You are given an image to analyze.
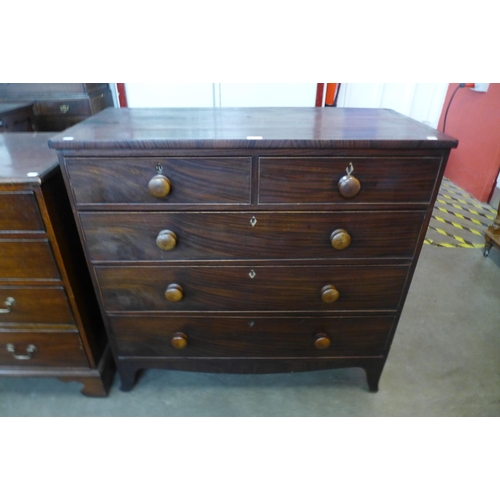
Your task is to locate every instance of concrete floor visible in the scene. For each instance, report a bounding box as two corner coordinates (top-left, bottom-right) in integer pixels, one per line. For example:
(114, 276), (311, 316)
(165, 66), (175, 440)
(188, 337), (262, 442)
(1, 242), (499, 417)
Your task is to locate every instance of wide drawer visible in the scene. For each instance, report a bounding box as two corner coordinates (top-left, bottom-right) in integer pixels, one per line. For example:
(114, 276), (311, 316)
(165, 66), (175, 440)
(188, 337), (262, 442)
(0, 287), (75, 326)
(95, 264), (410, 312)
(0, 240), (59, 280)
(0, 192), (44, 232)
(81, 210), (425, 262)
(36, 99), (91, 116)
(65, 157), (252, 206)
(36, 115), (84, 132)
(0, 331), (88, 367)
(258, 157), (442, 205)
(110, 315), (394, 358)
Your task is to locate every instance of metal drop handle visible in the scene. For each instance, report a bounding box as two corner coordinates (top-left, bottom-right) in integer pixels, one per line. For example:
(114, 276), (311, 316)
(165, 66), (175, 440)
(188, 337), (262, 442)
(6, 343), (37, 360)
(0, 297), (15, 314)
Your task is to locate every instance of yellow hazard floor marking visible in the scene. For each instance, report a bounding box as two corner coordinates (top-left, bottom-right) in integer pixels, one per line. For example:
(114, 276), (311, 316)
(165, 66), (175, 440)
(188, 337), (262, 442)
(432, 216), (483, 236)
(434, 206), (488, 226)
(424, 238), (484, 249)
(428, 225), (479, 245)
(424, 179), (495, 249)
(437, 195), (496, 217)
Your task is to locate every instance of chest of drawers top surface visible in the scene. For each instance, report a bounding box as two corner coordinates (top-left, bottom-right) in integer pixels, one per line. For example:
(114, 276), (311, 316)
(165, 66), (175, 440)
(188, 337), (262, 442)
(0, 133), (58, 182)
(48, 107), (457, 151)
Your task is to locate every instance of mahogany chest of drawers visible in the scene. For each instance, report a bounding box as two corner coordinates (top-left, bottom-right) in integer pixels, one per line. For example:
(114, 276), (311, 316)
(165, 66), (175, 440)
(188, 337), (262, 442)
(49, 107), (458, 391)
(0, 134), (113, 396)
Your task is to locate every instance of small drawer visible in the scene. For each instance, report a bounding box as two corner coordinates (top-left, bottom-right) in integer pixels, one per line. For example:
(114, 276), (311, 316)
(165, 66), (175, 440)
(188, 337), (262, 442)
(258, 156), (442, 205)
(0, 331), (88, 367)
(0, 240), (59, 280)
(95, 264), (410, 313)
(36, 99), (91, 116)
(65, 157), (251, 206)
(0, 192), (44, 232)
(81, 210), (425, 262)
(110, 315), (394, 358)
(0, 287), (75, 326)
(0, 240), (60, 280)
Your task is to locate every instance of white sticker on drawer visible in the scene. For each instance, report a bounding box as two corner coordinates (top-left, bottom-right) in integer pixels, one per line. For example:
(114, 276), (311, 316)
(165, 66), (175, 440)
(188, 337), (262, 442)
(247, 136), (263, 140)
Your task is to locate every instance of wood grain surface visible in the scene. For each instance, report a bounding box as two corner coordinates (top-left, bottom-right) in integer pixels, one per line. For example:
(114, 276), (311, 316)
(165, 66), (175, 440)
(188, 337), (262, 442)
(80, 210), (425, 262)
(95, 264), (410, 312)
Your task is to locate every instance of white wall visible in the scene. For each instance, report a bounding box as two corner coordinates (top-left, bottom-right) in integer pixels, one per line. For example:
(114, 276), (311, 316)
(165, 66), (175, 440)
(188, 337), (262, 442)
(337, 83), (448, 128)
(218, 84), (316, 107)
(124, 83), (316, 108)
(125, 83), (215, 107)
(123, 83), (447, 129)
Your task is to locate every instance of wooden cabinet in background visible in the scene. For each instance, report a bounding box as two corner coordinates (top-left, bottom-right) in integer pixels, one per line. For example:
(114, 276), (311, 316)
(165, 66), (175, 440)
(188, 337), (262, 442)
(0, 84), (114, 132)
(0, 133), (114, 396)
(484, 200), (500, 257)
(0, 103), (35, 132)
(49, 107), (458, 392)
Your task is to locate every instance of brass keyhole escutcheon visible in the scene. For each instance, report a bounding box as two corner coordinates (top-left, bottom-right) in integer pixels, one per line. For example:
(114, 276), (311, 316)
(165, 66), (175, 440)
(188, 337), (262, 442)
(250, 216), (257, 227)
(249, 270), (256, 279)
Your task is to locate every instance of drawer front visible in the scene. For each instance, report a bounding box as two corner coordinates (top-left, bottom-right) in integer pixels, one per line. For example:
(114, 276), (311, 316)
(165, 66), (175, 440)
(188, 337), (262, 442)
(36, 99), (91, 116)
(65, 157), (252, 205)
(258, 157), (442, 205)
(35, 115), (84, 132)
(110, 315), (394, 358)
(0, 331), (88, 367)
(0, 193), (44, 232)
(96, 264), (409, 312)
(0, 287), (75, 326)
(81, 210), (425, 262)
(0, 240), (59, 280)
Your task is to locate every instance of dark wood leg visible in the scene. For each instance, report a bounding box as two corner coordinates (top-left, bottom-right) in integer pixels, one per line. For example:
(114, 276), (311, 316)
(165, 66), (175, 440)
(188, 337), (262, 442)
(364, 359), (386, 392)
(58, 348), (116, 397)
(118, 365), (138, 392)
(484, 235), (493, 257)
(62, 376), (110, 397)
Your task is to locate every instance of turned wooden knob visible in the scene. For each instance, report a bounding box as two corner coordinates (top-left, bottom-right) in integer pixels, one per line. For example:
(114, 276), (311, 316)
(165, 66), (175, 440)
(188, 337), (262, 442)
(321, 284), (340, 303)
(165, 283), (184, 302)
(156, 230), (177, 251)
(330, 229), (351, 250)
(338, 173), (361, 198)
(148, 174), (171, 198)
(171, 332), (188, 349)
(314, 333), (331, 349)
